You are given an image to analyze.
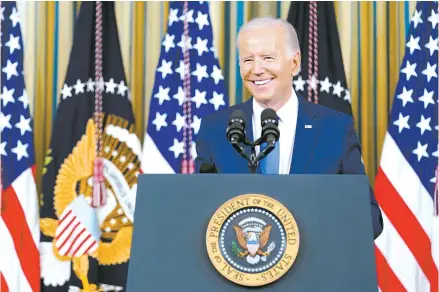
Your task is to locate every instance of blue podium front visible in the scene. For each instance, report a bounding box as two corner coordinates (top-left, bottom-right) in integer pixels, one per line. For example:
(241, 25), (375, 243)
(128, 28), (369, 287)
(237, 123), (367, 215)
(127, 174), (378, 292)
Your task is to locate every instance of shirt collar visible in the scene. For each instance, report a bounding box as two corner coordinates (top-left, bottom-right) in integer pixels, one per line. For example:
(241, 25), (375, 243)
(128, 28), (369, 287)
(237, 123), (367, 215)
(252, 88), (298, 123)
(276, 89), (298, 123)
(252, 98), (265, 123)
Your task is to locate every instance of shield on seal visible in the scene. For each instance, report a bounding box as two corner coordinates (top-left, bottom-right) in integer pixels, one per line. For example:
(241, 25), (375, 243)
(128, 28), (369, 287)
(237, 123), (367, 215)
(55, 195), (101, 257)
(246, 234), (260, 256)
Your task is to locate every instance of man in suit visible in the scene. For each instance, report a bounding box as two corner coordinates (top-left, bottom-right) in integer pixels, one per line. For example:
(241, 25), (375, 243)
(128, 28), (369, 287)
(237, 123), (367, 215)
(194, 17), (383, 239)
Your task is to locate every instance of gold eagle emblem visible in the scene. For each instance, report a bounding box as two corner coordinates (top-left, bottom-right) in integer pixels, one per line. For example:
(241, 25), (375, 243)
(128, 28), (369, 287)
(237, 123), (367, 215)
(233, 224), (272, 258)
(40, 115), (140, 291)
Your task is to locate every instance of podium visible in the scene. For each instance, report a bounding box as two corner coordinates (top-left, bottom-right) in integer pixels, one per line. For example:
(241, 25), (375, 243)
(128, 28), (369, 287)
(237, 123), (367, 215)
(127, 174), (378, 291)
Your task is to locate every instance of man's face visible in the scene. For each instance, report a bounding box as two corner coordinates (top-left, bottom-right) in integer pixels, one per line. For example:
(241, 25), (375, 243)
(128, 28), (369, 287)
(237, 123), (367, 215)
(238, 25), (300, 105)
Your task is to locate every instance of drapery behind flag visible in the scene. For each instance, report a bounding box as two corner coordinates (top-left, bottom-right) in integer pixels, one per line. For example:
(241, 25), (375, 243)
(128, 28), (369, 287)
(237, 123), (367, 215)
(141, 1), (228, 174)
(287, 1), (352, 116)
(374, 1), (438, 291)
(0, 2), (40, 292)
(39, 2), (141, 291)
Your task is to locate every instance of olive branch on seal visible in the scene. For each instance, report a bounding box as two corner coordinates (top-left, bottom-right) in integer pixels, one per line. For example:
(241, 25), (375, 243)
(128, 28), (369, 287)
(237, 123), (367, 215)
(232, 240), (243, 256)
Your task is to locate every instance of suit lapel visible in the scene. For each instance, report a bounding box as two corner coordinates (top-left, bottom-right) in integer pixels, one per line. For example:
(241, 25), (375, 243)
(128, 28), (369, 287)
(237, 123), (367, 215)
(290, 96), (319, 174)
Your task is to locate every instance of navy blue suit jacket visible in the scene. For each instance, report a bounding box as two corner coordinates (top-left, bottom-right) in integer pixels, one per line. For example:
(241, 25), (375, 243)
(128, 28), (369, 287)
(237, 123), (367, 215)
(195, 95), (383, 239)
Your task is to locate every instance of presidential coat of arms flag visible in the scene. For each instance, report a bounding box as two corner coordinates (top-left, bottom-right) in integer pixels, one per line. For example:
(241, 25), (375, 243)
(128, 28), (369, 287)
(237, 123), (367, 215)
(287, 1), (352, 116)
(0, 2), (40, 292)
(141, 1), (228, 174)
(39, 2), (141, 291)
(374, 1), (439, 291)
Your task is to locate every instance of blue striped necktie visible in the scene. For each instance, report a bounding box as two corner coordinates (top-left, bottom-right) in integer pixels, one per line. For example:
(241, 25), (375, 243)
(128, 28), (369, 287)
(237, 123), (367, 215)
(260, 140), (280, 174)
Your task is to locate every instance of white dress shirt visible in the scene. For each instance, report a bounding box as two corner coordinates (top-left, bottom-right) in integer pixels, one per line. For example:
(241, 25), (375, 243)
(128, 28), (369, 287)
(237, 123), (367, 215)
(252, 89), (299, 174)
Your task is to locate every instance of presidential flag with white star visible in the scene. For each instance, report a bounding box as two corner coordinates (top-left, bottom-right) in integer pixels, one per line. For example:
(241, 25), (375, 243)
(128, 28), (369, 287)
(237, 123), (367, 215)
(287, 2), (352, 115)
(39, 2), (141, 291)
(0, 2), (41, 292)
(141, 1), (228, 173)
(374, 2), (438, 291)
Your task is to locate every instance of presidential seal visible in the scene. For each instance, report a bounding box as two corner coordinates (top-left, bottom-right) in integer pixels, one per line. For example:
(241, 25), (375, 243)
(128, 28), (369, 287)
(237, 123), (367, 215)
(206, 194), (299, 287)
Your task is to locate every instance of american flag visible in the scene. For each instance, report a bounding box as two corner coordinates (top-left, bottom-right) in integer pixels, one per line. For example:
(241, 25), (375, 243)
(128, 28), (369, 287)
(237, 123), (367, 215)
(0, 2), (40, 292)
(374, 2), (439, 291)
(141, 1), (228, 174)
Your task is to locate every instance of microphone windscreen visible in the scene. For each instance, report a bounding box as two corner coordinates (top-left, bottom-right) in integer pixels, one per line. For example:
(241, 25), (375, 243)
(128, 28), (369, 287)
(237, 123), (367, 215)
(199, 162), (217, 173)
(261, 108), (278, 125)
(229, 109), (246, 126)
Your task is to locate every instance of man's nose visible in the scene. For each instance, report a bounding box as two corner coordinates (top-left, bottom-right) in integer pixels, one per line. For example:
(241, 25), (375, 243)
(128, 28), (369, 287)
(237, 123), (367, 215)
(252, 59), (265, 74)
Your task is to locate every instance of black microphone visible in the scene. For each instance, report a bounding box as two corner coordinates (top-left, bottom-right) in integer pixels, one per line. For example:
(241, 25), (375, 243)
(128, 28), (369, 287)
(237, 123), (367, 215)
(261, 108), (280, 146)
(226, 109), (250, 161)
(226, 109), (246, 143)
(257, 108), (280, 161)
(199, 162), (217, 173)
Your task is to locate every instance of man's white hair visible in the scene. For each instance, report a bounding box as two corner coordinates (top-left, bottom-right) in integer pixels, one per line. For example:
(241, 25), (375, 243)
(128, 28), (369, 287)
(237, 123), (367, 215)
(236, 16), (301, 58)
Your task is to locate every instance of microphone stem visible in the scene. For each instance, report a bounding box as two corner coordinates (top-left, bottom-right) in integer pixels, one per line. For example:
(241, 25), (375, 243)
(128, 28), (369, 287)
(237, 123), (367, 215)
(249, 145), (258, 174)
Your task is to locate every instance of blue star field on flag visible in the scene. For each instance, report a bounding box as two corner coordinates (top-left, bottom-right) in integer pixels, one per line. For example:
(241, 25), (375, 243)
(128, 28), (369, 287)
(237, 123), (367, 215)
(1, 2), (35, 189)
(143, 1), (228, 173)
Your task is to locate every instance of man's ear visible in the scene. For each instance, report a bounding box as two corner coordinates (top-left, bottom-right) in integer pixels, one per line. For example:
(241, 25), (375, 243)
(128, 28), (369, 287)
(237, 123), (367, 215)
(291, 52), (301, 76)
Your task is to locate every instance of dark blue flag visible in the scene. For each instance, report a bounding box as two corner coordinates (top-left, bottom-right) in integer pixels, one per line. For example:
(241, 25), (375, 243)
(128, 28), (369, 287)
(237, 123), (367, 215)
(39, 2), (141, 291)
(287, 2), (352, 115)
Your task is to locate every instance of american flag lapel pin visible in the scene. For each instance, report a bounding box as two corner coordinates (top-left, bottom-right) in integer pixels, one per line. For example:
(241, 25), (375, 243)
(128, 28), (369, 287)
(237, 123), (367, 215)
(305, 125), (312, 129)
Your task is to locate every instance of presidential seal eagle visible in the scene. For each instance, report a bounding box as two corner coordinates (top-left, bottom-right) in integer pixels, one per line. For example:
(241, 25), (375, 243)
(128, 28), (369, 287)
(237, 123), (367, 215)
(233, 224), (272, 258)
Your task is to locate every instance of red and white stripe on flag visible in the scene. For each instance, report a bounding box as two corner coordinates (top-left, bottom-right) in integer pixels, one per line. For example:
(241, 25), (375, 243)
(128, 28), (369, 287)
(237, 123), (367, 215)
(0, 169), (40, 292)
(373, 2), (438, 291)
(375, 136), (438, 291)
